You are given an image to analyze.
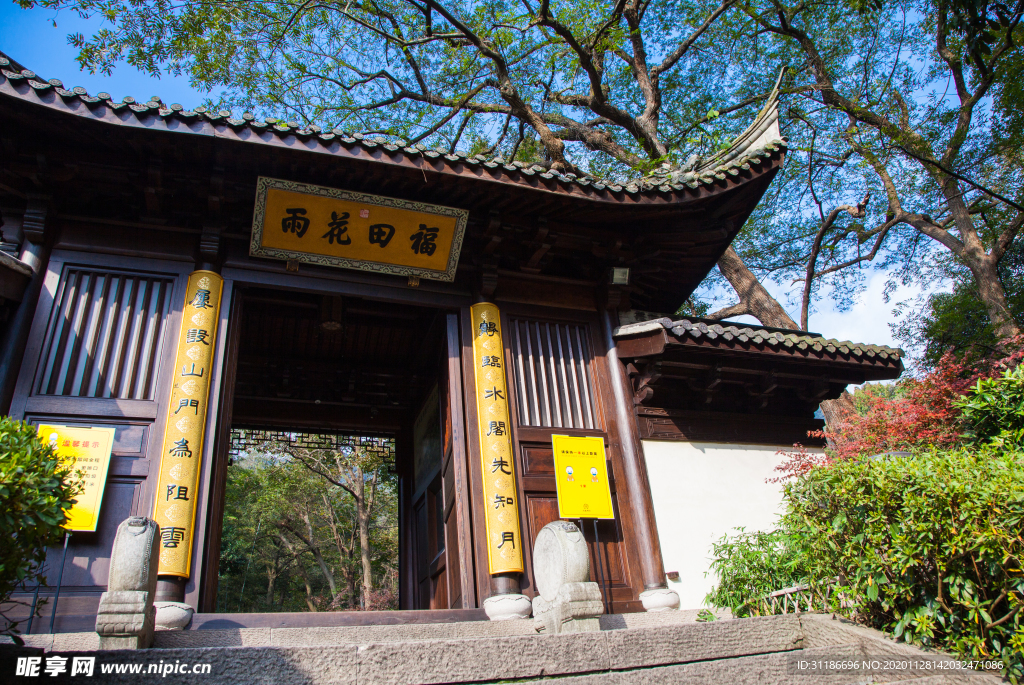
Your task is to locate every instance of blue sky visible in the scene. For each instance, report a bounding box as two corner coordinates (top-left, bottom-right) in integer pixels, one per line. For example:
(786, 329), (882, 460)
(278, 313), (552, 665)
(1, 4), (220, 106)
(0, 3), (927, 356)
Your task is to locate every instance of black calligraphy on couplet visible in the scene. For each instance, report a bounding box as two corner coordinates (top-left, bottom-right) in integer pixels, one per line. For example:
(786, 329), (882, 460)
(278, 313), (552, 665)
(486, 421), (506, 437)
(410, 224), (439, 256)
(490, 457), (512, 475)
(189, 288), (213, 310)
(481, 355), (501, 368)
(323, 211), (352, 245)
(479, 322), (497, 337)
(368, 223), (395, 247)
(493, 494), (513, 509)
(168, 438), (192, 458)
(498, 532), (515, 549)
(181, 364), (204, 377)
(166, 485), (190, 502)
(185, 328), (210, 345)
(175, 399), (199, 415)
(282, 208), (310, 237)
(161, 527), (186, 548)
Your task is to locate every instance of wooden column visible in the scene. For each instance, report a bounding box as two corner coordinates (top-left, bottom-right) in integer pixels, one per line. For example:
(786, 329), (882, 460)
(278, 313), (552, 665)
(599, 308), (669, 591)
(0, 195), (50, 413)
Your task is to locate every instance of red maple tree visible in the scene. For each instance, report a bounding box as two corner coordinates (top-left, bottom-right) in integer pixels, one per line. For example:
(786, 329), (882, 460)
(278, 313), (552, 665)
(773, 337), (1024, 480)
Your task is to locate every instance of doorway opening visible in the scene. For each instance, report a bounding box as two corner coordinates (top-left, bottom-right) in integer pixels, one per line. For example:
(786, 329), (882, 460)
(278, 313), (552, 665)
(210, 286), (467, 614)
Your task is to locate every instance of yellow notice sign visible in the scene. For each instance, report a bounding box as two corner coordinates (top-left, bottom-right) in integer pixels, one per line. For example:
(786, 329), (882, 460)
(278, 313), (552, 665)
(250, 177), (468, 282)
(37, 424), (115, 532)
(551, 435), (614, 520)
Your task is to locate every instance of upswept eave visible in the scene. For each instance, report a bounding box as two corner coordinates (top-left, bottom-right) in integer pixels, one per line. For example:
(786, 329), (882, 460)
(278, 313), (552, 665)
(0, 52), (788, 209)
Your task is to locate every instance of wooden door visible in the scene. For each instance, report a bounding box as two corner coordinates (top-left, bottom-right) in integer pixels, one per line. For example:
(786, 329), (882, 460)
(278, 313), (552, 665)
(410, 313), (475, 609)
(504, 312), (644, 613)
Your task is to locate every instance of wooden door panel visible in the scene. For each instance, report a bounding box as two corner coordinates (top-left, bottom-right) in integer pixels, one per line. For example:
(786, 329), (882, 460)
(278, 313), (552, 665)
(444, 510), (463, 608)
(522, 445), (555, 475)
(523, 493), (628, 590)
(41, 479), (143, 587)
(524, 495), (561, 552)
(414, 498), (429, 588)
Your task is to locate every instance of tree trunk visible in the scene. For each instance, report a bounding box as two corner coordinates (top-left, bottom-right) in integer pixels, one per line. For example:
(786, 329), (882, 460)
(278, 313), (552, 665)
(968, 255), (1020, 340)
(819, 391), (855, 431)
(302, 512), (339, 600)
(711, 247), (801, 329)
(277, 532), (319, 612)
(714, 247), (863, 428)
(358, 502), (373, 610)
(265, 563), (277, 606)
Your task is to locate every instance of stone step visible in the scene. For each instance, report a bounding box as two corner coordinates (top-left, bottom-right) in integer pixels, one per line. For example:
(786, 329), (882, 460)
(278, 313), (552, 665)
(4, 613), (1003, 685)
(15, 607), (730, 651)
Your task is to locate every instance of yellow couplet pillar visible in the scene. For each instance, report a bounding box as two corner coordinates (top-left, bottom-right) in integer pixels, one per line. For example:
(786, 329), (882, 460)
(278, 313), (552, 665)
(470, 302), (524, 574)
(152, 271), (224, 577)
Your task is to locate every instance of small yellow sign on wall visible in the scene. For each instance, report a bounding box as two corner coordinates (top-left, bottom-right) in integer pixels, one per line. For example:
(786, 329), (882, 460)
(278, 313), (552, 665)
(37, 424), (115, 532)
(250, 177), (468, 282)
(551, 435), (614, 520)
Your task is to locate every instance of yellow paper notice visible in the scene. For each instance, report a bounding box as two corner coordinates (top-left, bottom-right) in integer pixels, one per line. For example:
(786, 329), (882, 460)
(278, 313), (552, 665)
(37, 424), (115, 532)
(551, 435), (614, 520)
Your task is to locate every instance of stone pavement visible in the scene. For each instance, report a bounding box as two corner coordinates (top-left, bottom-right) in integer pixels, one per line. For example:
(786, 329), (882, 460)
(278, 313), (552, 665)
(4, 612), (1004, 684)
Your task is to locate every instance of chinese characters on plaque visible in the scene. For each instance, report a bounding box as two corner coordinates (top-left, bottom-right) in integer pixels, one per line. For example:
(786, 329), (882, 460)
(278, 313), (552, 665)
(152, 271), (223, 577)
(551, 434), (615, 520)
(37, 424), (115, 532)
(471, 303), (524, 574)
(250, 177), (467, 282)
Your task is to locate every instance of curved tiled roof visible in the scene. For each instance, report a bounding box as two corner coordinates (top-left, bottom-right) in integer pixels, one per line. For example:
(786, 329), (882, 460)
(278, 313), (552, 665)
(614, 316), (904, 363)
(0, 52), (787, 203)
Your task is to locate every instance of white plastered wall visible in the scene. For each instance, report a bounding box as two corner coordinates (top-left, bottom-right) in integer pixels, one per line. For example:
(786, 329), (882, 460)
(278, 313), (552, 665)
(641, 440), (822, 610)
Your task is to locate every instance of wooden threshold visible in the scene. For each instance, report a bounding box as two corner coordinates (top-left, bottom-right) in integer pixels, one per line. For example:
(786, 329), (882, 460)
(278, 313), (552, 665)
(189, 608), (488, 630)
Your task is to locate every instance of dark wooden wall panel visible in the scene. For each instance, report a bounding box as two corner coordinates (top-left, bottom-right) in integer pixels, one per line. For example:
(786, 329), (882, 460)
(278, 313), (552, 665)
(7, 251), (191, 632)
(36, 268), (174, 400)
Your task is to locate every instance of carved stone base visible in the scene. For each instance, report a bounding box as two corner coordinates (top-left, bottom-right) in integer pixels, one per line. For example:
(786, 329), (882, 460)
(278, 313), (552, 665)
(533, 581), (604, 634)
(640, 587), (681, 612)
(483, 594), (532, 621)
(154, 602), (194, 631)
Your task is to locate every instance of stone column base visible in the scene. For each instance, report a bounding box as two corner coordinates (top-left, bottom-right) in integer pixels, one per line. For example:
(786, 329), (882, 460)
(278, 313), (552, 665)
(640, 587), (680, 612)
(154, 602), (194, 631)
(483, 594), (532, 621)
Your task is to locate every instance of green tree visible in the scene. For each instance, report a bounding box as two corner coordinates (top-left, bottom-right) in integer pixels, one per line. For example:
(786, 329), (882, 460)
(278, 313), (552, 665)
(16, 0), (1024, 350)
(217, 437), (398, 613)
(895, 242), (1024, 366)
(0, 418), (80, 638)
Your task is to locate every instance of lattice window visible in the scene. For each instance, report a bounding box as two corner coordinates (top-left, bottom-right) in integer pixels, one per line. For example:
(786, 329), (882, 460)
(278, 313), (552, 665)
(228, 428), (396, 472)
(37, 268), (175, 399)
(508, 319), (597, 429)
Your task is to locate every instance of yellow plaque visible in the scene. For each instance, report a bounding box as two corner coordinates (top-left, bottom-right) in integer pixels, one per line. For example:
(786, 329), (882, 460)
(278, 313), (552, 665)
(250, 177), (468, 282)
(551, 435), (614, 520)
(152, 270), (223, 577)
(37, 424), (115, 532)
(471, 303), (524, 574)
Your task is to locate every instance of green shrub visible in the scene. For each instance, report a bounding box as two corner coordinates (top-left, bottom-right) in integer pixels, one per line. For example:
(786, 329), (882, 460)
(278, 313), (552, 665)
(705, 529), (807, 617)
(0, 418), (80, 637)
(707, 447), (1024, 681)
(956, 365), (1024, 445)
